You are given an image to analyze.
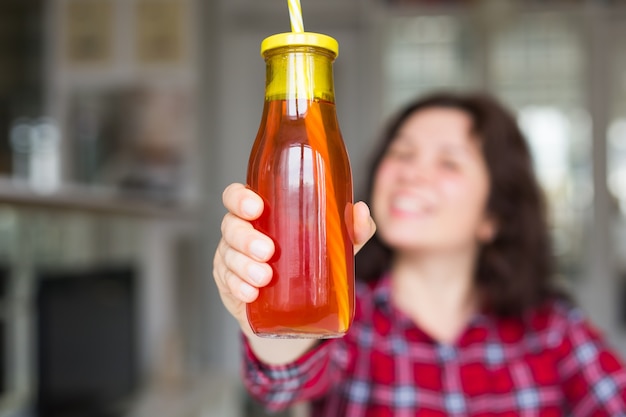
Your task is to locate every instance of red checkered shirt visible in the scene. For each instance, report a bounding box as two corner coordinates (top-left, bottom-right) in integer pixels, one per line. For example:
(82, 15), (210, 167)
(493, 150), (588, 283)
(242, 275), (626, 416)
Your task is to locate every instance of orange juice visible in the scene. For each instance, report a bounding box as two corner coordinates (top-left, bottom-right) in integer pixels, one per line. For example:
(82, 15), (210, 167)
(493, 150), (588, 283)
(247, 97), (354, 338)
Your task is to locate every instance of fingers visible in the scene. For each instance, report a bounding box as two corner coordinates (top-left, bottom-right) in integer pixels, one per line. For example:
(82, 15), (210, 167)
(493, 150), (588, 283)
(214, 184), (275, 309)
(220, 238), (273, 292)
(217, 251), (260, 302)
(216, 213), (274, 303)
(221, 212), (275, 262)
(353, 201), (376, 254)
(214, 237), (272, 304)
(217, 184), (374, 306)
(222, 183), (264, 220)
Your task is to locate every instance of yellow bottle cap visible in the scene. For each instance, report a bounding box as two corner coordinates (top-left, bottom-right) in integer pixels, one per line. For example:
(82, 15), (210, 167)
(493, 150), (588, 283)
(261, 32), (339, 58)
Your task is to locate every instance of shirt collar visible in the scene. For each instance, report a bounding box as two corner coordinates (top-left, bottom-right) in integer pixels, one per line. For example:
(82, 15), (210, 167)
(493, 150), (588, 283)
(369, 271), (495, 341)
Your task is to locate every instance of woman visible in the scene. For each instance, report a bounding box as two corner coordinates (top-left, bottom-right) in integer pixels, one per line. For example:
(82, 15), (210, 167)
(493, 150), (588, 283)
(213, 92), (626, 416)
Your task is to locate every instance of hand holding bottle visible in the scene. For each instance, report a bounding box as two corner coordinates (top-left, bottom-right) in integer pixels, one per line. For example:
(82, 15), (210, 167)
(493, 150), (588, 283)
(213, 182), (376, 340)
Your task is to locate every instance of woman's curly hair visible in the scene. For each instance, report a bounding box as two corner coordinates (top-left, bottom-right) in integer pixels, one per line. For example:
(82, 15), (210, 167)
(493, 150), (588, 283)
(355, 91), (559, 317)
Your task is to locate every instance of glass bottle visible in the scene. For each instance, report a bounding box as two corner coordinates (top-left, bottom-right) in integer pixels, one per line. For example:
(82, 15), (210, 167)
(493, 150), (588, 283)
(246, 32), (355, 338)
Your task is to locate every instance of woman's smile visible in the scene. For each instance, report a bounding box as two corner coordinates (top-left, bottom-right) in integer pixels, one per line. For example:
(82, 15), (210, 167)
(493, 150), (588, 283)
(389, 191), (436, 218)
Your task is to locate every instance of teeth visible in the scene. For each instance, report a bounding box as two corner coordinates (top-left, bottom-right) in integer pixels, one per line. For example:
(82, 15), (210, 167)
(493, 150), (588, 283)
(392, 196), (429, 214)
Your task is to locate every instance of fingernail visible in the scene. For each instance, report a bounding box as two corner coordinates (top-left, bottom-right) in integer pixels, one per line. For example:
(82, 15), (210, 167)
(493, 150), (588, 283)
(242, 198), (261, 217)
(250, 240), (271, 260)
(240, 282), (256, 299)
(248, 264), (267, 285)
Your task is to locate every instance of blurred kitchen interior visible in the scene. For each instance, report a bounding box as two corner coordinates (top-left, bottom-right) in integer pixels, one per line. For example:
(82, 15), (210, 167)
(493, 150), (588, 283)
(1, 0), (626, 416)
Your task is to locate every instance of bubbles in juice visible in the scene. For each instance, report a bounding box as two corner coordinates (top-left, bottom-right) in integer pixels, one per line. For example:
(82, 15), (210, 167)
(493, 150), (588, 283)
(246, 98), (354, 338)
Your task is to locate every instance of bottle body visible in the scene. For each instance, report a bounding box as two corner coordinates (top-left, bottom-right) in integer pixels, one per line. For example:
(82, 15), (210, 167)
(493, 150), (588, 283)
(246, 44), (355, 338)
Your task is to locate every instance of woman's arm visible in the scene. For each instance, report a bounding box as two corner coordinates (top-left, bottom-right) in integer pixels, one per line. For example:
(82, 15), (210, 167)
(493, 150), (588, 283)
(242, 337), (341, 412)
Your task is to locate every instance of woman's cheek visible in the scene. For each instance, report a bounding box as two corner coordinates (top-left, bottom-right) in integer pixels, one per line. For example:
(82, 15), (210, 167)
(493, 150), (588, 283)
(373, 165), (394, 192)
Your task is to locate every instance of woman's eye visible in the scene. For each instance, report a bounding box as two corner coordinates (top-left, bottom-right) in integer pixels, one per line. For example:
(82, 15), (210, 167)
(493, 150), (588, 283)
(440, 159), (459, 170)
(387, 148), (412, 160)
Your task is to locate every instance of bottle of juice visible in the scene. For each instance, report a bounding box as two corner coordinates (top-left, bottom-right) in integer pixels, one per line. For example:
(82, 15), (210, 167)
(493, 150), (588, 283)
(246, 32), (355, 338)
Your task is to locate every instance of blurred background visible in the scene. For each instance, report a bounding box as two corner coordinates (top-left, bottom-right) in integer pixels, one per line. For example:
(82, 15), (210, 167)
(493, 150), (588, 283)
(0, 0), (625, 416)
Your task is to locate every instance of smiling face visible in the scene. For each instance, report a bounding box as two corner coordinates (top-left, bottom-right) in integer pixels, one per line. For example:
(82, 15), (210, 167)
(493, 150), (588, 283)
(371, 107), (495, 255)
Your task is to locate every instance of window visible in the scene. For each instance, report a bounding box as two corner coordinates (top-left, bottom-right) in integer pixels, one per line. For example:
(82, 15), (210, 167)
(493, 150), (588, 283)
(383, 15), (478, 113)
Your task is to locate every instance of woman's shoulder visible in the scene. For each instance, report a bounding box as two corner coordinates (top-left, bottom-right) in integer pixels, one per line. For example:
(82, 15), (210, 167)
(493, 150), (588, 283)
(528, 298), (581, 327)
(536, 296), (596, 322)
(523, 298), (609, 350)
(529, 299), (626, 384)
(486, 298), (597, 348)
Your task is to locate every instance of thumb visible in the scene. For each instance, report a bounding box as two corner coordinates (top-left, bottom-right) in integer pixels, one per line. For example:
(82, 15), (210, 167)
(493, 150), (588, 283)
(353, 201), (376, 254)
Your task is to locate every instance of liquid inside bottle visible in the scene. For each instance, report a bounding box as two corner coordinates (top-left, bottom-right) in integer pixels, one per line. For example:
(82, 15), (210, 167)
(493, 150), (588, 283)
(246, 97), (354, 338)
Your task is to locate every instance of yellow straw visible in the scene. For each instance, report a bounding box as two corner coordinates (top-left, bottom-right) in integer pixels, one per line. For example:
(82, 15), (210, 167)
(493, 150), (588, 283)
(288, 0), (304, 32)
(305, 102), (351, 332)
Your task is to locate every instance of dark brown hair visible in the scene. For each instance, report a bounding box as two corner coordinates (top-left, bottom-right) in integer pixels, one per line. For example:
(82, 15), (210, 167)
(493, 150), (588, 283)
(355, 91), (559, 317)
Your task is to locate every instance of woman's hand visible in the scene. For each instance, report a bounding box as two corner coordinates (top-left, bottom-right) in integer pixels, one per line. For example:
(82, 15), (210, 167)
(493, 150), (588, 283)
(212, 183), (376, 338)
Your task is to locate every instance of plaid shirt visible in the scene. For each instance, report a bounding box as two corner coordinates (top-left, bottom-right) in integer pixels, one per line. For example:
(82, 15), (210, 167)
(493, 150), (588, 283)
(243, 275), (626, 416)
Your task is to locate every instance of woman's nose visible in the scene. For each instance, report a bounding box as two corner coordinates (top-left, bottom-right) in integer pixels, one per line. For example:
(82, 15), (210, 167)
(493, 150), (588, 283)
(397, 156), (434, 184)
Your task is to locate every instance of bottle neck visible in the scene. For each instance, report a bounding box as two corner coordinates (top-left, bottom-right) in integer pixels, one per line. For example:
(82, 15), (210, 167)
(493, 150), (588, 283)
(263, 46), (336, 104)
